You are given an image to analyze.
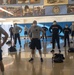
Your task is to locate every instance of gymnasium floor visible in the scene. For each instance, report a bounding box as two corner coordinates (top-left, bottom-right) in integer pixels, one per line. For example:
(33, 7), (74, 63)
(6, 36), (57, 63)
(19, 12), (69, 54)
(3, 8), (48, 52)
(0, 38), (74, 75)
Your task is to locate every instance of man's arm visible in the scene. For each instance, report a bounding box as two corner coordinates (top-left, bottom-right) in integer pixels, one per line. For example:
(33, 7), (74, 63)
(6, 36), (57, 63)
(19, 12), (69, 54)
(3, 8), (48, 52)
(19, 27), (22, 33)
(49, 26), (52, 33)
(59, 25), (62, 33)
(28, 28), (32, 40)
(69, 28), (71, 34)
(63, 28), (65, 33)
(41, 27), (45, 38)
(0, 28), (8, 47)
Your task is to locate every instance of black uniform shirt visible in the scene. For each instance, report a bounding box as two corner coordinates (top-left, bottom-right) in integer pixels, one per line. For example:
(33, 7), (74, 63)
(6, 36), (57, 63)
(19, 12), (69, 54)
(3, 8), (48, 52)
(63, 28), (71, 36)
(49, 24), (62, 35)
(42, 27), (48, 31)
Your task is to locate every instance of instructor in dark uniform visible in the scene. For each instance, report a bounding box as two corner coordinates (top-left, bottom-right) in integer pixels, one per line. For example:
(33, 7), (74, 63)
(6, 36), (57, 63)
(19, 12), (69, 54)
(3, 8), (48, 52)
(49, 20), (62, 53)
(63, 25), (71, 48)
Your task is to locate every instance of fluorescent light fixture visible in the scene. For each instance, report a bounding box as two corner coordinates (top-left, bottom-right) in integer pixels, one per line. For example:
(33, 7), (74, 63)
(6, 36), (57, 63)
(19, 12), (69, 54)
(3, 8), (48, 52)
(0, 7), (14, 15)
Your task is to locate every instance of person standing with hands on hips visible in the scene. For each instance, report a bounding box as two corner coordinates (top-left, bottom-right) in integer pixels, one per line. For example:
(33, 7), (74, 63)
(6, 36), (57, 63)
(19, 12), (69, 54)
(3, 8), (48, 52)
(24, 25), (28, 41)
(49, 20), (62, 53)
(13, 23), (22, 47)
(63, 24), (71, 48)
(28, 20), (45, 62)
(70, 22), (74, 43)
(0, 26), (8, 75)
(9, 25), (14, 42)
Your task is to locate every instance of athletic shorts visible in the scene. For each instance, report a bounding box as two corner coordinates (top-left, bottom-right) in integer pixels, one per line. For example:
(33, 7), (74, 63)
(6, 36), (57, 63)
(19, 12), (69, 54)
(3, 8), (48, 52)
(0, 50), (2, 61)
(24, 31), (27, 35)
(71, 31), (74, 37)
(30, 38), (41, 50)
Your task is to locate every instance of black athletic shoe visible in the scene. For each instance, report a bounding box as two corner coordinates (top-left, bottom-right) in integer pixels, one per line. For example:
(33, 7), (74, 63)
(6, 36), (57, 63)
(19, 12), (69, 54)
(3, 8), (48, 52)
(70, 41), (73, 43)
(29, 58), (34, 62)
(59, 50), (61, 53)
(50, 50), (54, 53)
(41, 58), (43, 62)
(63, 45), (66, 47)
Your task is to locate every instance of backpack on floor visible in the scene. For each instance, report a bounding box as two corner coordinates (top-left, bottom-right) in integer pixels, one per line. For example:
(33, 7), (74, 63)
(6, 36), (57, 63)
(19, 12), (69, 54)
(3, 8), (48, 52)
(68, 48), (74, 53)
(8, 46), (16, 52)
(52, 53), (65, 63)
(6, 40), (11, 44)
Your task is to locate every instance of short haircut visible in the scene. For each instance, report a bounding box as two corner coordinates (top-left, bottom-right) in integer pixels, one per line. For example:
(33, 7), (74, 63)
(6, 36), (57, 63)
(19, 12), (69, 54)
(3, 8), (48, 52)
(33, 20), (37, 24)
(53, 20), (56, 22)
(14, 23), (17, 25)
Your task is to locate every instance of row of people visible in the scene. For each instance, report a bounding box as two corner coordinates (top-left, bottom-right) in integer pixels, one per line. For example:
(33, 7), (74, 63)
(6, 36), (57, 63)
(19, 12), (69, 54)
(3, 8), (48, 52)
(28, 20), (74, 62)
(8, 21), (74, 53)
(0, 20), (74, 75)
(8, 20), (74, 58)
(9, 22), (74, 47)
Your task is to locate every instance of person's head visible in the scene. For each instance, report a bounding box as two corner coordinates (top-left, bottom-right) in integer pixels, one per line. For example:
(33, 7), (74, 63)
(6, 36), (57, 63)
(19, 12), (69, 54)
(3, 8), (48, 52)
(53, 20), (57, 25)
(11, 25), (12, 27)
(65, 25), (68, 28)
(14, 23), (17, 27)
(25, 5), (29, 12)
(32, 20), (37, 26)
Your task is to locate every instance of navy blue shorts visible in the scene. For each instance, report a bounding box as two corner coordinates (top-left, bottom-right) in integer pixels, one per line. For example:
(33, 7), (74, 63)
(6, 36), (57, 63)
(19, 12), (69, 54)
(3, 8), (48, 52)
(0, 50), (2, 61)
(30, 38), (41, 50)
(24, 31), (27, 35)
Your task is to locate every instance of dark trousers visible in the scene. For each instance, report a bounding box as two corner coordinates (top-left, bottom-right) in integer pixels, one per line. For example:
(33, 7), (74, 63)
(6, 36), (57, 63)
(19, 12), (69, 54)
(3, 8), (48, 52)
(10, 32), (14, 41)
(52, 35), (60, 49)
(14, 33), (21, 45)
(64, 35), (70, 47)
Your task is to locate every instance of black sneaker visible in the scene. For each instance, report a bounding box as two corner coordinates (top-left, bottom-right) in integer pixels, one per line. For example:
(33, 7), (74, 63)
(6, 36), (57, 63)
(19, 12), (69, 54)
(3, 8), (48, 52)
(41, 58), (43, 62)
(50, 50), (54, 53)
(63, 45), (66, 47)
(70, 41), (73, 43)
(59, 50), (61, 53)
(29, 58), (34, 62)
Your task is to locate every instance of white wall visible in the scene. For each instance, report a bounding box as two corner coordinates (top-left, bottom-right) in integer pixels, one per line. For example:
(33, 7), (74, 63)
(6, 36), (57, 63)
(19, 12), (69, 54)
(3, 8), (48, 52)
(4, 14), (74, 24)
(1, 22), (13, 37)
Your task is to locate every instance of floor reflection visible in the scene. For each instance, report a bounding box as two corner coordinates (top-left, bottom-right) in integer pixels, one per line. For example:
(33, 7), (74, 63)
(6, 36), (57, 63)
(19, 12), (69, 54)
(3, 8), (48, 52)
(0, 38), (74, 75)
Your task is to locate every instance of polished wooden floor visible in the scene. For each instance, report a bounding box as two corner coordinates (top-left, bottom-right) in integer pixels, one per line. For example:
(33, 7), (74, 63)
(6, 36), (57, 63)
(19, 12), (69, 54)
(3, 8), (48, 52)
(0, 38), (74, 75)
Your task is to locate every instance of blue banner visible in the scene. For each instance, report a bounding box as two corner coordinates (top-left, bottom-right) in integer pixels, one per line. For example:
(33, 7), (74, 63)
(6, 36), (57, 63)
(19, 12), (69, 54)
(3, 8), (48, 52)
(45, 5), (67, 15)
